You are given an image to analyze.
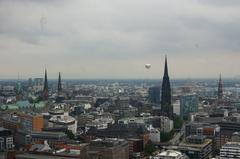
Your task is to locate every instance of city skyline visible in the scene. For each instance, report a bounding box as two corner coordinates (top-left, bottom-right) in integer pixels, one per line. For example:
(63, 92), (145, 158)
(1, 0), (240, 79)
(1, 1), (240, 158)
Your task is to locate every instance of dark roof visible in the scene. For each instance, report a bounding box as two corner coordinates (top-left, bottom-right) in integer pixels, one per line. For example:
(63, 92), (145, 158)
(87, 124), (148, 139)
(0, 127), (12, 136)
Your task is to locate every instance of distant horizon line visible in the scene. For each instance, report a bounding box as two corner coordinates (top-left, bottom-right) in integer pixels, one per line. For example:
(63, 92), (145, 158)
(0, 77), (239, 81)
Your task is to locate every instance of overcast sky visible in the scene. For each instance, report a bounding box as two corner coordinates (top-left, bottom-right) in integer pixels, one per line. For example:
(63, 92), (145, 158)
(0, 0), (240, 79)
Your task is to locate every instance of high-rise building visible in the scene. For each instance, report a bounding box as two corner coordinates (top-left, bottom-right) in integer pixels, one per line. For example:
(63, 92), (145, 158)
(116, 97), (137, 118)
(148, 86), (160, 105)
(34, 78), (44, 86)
(16, 79), (22, 100)
(42, 69), (48, 100)
(161, 56), (173, 119)
(173, 100), (180, 115)
(180, 94), (199, 120)
(218, 74), (223, 101)
(58, 72), (62, 94)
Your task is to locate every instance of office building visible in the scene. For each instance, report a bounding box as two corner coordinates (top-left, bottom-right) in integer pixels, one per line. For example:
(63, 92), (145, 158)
(86, 138), (129, 159)
(128, 138), (143, 158)
(19, 113), (44, 132)
(185, 123), (220, 138)
(0, 127), (14, 151)
(180, 94), (199, 120)
(179, 135), (213, 159)
(15, 129), (69, 148)
(148, 86), (160, 104)
(173, 100), (180, 116)
(220, 142), (240, 159)
(215, 121), (240, 150)
(160, 116), (173, 133)
(116, 97), (137, 118)
(2, 113), (44, 133)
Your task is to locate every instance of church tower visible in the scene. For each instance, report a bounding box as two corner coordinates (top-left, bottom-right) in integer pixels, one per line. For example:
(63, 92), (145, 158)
(58, 72), (62, 94)
(161, 56), (173, 119)
(218, 74), (223, 101)
(42, 69), (48, 100)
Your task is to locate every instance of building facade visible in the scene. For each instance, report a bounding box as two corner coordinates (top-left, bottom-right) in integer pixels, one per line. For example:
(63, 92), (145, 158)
(86, 138), (129, 159)
(220, 142), (240, 159)
(179, 136), (213, 159)
(0, 127), (14, 151)
(148, 86), (160, 105)
(19, 113), (44, 132)
(180, 94), (199, 120)
(160, 116), (173, 133)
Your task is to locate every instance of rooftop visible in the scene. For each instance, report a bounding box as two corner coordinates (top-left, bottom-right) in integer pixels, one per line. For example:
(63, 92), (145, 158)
(0, 101), (46, 110)
(222, 142), (240, 148)
(49, 116), (75, 124)
(159, 150), (183, 157)
(31, 131), (67, 139)
(16, 153), (78, 159)
(90, 138), (127, 147)
(180, 138), (212, 148)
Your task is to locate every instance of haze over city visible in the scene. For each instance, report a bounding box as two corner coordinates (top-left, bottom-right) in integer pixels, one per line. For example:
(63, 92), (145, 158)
(1, 0), (240, 79)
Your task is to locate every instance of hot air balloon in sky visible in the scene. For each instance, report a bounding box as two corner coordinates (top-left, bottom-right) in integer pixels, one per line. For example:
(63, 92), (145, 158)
(145, 64), (151, 69)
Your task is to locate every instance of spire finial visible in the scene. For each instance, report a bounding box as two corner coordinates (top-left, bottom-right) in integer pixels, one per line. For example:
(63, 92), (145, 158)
(43, 67), (48, 100)
(164, 55), (169, 77)
(58, 72), (62, 93)
(218, 73), (223, 100)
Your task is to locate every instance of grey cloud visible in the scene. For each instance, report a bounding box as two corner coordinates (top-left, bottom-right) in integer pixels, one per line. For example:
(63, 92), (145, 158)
(197, 0), (240, 7)
(0, 0), (240, 78)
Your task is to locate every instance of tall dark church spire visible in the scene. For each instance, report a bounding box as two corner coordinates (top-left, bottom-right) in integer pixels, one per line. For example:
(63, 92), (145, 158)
(164, 55), (169, 77)
(218, 74), (223, 100)
(58, 72), (62, 94)
(161, 56), (173, 119)
(43, 68), (48, 100)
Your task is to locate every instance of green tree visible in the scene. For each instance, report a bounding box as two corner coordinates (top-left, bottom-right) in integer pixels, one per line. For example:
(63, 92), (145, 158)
(144, 140), (156, 156)
(160, 130), (175, 142)
(65, 129), (75, 140)
(173, 115), (183, 129)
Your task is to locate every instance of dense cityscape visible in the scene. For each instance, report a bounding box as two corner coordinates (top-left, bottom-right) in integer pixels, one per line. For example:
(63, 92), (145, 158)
(0, 56), (240, 159)
(1, 0), (240, 159)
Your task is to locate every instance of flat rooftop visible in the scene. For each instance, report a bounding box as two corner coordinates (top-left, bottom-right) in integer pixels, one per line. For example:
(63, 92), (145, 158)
(16, 153), (77, 159)
(180, 138), (212, 148)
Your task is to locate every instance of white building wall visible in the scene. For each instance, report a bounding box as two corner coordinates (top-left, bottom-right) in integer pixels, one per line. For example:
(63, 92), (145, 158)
(149, 129), (160, 143)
